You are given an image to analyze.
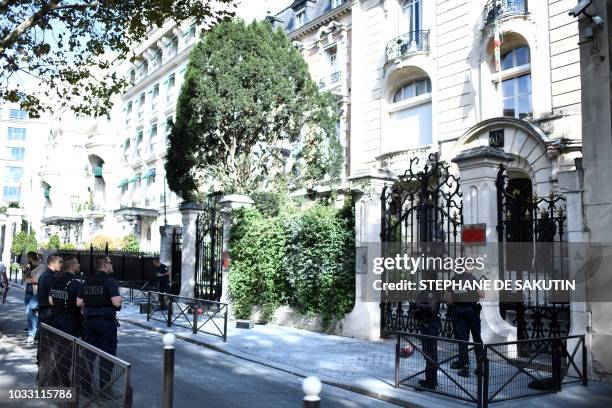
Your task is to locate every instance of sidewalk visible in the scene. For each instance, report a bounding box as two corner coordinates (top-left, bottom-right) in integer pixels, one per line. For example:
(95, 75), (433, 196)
(118, 299), (612, 408)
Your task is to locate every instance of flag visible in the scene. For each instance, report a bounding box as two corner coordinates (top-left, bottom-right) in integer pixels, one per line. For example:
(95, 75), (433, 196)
(494, 21), (503, 74)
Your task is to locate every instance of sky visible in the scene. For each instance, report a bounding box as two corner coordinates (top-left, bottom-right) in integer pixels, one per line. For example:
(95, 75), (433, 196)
(234, 0), (293, 21)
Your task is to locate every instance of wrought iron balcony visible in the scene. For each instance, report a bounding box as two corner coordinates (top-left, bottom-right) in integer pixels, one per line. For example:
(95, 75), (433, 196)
(385, 30), (430, 63)
(330, 71), (341, 83)
(484, 0), (528, 26)
(376, 145), (434, 175)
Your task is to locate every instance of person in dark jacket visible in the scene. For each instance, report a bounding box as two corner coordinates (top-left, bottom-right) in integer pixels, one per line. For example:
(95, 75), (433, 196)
(49, 255), (83, 336)
(35, 254), (63, 339)
(77, 255), (122, 393)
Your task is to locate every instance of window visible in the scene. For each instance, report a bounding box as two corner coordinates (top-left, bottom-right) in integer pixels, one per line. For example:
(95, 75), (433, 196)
(326, 46), (340, 83)
(403, 0), (421, 33)
(165, 116), (173, 135)
(151, 84), (159, 111)
(500, 46), (532, 119)
(149, 124), (158, 154)
(4, 167), (22, 183)
(138, 61), (148, 79)
(138, 93), (145, 119)
(129, 69), (136, 85)
(295, 8), (305, 28)
(7, 147), (25, 161)
(392, 78), (431, 103)
(166, 37), (178, 58)
(332, 0), (344, 8)
(126, 102), (133, 125)
(153, 49), (162, 69)
(9, 109), (27, 120)
(3, 186), (21, 202)
(184, 24), (196, 43)
(166, 74), (176, 102)
(136, 129), (144, 158)
(7, 127), (26, 141)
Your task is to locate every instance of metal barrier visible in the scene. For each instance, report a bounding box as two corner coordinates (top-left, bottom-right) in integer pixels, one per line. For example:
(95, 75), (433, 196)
(118, 281), (155, 303)
(38, 323), (133, 407)
(394, 332), (587, 407)
(146, 291), (228, 342)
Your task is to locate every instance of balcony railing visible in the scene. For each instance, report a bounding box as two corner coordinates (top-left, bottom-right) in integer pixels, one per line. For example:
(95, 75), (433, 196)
(376, 145), (434, 175)
(385, 30), (430, 63)
(484, 0), (528, 26)
(330, 71), (341, 83)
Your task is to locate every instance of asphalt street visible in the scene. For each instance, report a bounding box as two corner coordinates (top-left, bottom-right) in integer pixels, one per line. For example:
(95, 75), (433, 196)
(1, 285), (396, 407)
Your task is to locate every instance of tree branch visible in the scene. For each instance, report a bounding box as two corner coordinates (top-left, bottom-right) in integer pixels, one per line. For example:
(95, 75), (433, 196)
(0, 1), (98, 54)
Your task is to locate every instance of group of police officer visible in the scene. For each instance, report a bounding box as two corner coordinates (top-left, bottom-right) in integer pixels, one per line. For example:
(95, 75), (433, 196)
(36, 254), (122, 359)
(412, 267), (485, 391)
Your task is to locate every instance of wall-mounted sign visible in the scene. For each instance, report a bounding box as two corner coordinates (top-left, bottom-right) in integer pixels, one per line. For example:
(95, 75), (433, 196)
(462, 224), (486, 244)
(489, 129), (505, 148)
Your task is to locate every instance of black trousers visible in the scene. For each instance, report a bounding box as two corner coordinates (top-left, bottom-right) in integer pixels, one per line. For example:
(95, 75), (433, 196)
(420, 318), (441, 384)
(454, 304), (483, 365)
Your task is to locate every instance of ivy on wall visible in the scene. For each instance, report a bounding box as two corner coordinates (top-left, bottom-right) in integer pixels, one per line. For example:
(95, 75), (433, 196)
(228, 196), (355, 327)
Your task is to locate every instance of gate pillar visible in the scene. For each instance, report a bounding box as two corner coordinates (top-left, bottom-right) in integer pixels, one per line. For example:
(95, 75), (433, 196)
(219, 195), (254, 314)
(452, 146), (516, 343)
(179, 202), (203, 298)
(159, 225), (181, 287)
(341, 172), (395, 340)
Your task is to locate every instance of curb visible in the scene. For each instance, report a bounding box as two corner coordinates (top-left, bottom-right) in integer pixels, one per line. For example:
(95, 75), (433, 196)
(118, 317), (426, 408)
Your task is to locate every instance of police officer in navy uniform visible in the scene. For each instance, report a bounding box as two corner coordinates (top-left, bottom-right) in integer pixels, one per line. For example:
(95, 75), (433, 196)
(412, 273), (442, 391)
(49, 255), (83, 336)
(77, 255), (122, 394)
(77, 255), (122, 355)
(448, 267), (485, 377)
(35, 254), (63, 338)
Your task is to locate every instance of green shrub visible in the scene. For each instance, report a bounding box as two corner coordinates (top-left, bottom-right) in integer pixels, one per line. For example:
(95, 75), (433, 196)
(45, 234), (61, 250)
(11, 231), (37, 254)
(60, 242), (76, 250)
(229, 196), (355, 327)
(122, 234), (140, 252)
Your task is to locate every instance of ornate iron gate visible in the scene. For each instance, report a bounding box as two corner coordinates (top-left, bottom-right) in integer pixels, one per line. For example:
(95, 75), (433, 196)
(194, 193), (223, 301)
(380, 152), (463, 336)
(496, 164), (570, 345)
(171, 228), (182, 294)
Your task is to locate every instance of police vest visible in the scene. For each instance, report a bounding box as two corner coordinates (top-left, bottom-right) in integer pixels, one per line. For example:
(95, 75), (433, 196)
(452, 275), (479, 303)
(82, 274), (113, 308)
(51, 273), (80, 317)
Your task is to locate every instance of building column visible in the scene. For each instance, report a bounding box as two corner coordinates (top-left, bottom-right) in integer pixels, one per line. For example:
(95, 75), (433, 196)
(341, 173), (394, 340)
(218, 195), (254, 314)
(452, 146), (517, 344)
(179, 202), (203, 298)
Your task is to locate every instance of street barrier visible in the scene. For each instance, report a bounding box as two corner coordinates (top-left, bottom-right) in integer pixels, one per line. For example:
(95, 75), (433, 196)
(38, 323), (133, 407)
(146, 291), (228, 341)
(394, 332), (587, 407)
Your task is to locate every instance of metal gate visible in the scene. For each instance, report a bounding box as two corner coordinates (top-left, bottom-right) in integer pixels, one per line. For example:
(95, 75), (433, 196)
(496, 164), (570, 345)
(171, 228), (182, 294)
(194, 193), (223, 301)
(380, 152), (463, 336)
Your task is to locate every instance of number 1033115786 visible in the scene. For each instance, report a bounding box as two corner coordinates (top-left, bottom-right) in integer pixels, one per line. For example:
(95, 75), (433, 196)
(8, 388), (75, 401)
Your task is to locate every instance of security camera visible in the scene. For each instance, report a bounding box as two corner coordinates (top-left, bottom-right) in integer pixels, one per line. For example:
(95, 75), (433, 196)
(568, 0), (593, 18)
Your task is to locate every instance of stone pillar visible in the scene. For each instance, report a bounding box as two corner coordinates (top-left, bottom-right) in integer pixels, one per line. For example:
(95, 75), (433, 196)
(452, 146), (517, 344)
(218, 195), (254, 312)
(179, 202), (203, 298)
(341, 172), (395, 340)
(3, 208), (22, 265)
(159, 224), (181, 284)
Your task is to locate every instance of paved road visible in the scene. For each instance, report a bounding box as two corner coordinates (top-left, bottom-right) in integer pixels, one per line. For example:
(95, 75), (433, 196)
(1, 285), (396, 407)
(118, 322), (397, 407)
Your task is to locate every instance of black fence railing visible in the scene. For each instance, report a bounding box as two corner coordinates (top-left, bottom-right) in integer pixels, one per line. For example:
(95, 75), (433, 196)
(394, 332), (587, 407)
(385, 30), (430, 62)
(146, 291), (228, 342)
(54, 246), (159, 283)
(118, 281), (156, 303)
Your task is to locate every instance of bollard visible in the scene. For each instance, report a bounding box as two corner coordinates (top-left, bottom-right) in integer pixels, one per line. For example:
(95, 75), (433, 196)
(162, 333), (175, 408)
(302, 376), (321, 408)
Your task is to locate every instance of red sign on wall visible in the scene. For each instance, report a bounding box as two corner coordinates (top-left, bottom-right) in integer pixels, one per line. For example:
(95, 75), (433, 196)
(462, 224), (486, 244)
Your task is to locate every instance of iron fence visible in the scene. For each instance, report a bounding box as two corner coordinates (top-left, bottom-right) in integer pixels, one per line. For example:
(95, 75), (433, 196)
(54, 246), (159, 283)
(38, 323), (133, 407)
(394, 332), (587, 407)
(385, 30), (431, 62)
(484, 0), (528, 26)
(118, 281), (156, 304)
(146, 291), (228, 341)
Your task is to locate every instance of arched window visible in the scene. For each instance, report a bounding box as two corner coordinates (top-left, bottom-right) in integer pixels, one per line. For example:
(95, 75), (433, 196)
(403, 0), (421, 33)
(500, 46), (532, 119)
(393, 78), (431, 103)
(388, 76), (432, 147)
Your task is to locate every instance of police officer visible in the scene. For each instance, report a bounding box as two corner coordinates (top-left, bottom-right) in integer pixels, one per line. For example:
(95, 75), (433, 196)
(447, 267), (485, 377)
(49, 256), (83, 336)
(412, 272), (441, 390)
(35, 254), (63, 337)
(153, 257), (170, 309)
(77, 255), (122, 355)
(77, 255), (122, 393)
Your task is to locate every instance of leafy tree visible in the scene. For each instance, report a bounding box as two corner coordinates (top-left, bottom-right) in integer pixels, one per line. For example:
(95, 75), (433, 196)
(11, 231), (37, 254)
(0, 0), (236, 117)
(166, 19), (342, 199)
(122, 234), (140, 252)
(46, 234), (61, 250)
